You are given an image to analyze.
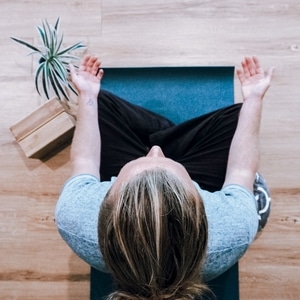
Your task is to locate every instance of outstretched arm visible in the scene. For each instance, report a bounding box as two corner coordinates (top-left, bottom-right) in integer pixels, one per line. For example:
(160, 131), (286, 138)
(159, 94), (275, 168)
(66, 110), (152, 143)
(69, 55), (104, 179)
(223, 57), (274, 191)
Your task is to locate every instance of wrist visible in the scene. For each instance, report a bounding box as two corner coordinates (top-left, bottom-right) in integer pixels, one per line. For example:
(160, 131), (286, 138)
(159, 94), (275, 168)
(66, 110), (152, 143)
(240, 97), (263, 118)
(243, 95), (263, 104)
(77, 93), (98, 115)
(80, 91), (98, 101)
(79, 92), (98, 106)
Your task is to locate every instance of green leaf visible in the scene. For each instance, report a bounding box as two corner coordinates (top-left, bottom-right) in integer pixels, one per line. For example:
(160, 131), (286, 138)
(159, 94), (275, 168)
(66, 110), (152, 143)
(51, 18), (61, 55)
(36, 25), (47, 47)
(42, 20), (50, 48)
(48, 65), (62, 100)
(57, 42), (85, 56)
(50, 21), (59, 56)
(51, 57), (67, 81)
(42, 62), (50, 99)
(54, 17), (61, 31)
(52, 70), (70, 100)
(54, 33), (64, 54)
(11, 37), (42, 54)
(49, 33), (55, 56)
(45, 19), (56, 56)
(49, 59), (70, 100)
(35, 62), (45, 96)
(56, 54), (81, 62)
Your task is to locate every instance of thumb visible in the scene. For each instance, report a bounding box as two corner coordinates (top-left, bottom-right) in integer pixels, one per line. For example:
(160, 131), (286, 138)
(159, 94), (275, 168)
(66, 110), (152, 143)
(267, 66), (276, 80)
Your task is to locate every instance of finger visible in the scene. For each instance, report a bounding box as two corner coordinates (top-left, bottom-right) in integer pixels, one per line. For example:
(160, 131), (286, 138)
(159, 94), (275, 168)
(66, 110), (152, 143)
(92, 59), (101, 75)
(252, 56), (264, 74)
(85, 56), (103, 76)
(246, 57), (256, 76)
(79, 54), (91, 72)
(241, 59), (251, 79)
(96, 68), (104, 80)
(86, 56), (98, 73)
(236, 68), (246, 83)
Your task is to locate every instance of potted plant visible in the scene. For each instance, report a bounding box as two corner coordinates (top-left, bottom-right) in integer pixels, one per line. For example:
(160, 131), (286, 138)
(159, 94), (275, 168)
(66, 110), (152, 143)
(10, 18), (85, 159)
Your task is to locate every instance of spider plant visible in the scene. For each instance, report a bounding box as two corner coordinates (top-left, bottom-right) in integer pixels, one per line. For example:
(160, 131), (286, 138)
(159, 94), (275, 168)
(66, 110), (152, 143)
(11, 18), (85, 101)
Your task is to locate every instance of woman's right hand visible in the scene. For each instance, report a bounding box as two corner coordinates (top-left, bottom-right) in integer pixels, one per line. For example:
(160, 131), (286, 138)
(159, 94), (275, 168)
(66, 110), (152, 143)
(69, 54), (104, 99)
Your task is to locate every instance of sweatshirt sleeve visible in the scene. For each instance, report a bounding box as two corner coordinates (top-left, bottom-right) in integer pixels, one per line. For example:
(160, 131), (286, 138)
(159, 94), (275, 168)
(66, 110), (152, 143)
(196, 183), (259, 281)
(55, 174), (113, 272)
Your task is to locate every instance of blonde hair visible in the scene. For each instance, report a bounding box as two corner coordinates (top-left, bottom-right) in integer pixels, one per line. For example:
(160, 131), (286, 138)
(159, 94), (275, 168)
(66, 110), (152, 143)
(98, 168), (209, 299)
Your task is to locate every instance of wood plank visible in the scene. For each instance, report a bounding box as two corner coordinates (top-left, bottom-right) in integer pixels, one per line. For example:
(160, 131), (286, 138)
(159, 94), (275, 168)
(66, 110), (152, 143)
(0, 282), (89, 300)
(97, 1), (300, 67)
(240, 189), (300, 299)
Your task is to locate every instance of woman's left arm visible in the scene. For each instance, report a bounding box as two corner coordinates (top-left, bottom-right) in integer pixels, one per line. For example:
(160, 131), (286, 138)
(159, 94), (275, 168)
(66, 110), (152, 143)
(69, 55), (104, 179)
(223, 57), (274, 191)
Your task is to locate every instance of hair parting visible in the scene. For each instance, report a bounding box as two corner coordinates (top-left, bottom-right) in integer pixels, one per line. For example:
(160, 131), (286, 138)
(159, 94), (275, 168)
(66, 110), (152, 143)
(98, 168), (209, 299)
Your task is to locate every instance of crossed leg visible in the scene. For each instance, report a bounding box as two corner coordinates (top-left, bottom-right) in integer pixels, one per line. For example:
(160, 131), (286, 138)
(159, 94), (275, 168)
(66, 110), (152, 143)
(98, 89), (241, 192)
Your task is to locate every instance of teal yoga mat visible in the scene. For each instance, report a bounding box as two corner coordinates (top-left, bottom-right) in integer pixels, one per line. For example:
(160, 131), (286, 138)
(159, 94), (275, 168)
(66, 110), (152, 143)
(101, 66), (234, 124)
(91, 66), (239, 300)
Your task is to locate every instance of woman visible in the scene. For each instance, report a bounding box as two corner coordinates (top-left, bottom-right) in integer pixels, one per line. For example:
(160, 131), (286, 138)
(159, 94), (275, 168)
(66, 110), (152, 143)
(56, 55), (273, 299)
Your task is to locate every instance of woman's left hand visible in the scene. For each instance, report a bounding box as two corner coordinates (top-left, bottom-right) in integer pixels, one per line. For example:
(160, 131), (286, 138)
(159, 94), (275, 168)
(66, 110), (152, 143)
(237, 56), (274, 102)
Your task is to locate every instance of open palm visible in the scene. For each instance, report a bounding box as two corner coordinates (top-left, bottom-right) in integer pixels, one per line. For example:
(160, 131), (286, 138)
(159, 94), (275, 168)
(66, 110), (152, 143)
(237, 57), (274, 101)
(69, 55), (104, 98)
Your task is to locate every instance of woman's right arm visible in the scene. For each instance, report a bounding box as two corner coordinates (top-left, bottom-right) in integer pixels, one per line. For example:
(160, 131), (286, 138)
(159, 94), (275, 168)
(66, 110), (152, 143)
(69, 55), (104, 180)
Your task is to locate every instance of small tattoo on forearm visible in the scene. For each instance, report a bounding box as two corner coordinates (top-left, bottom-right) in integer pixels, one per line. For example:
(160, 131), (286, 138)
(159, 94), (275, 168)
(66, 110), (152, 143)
(87, 98), (96, 106)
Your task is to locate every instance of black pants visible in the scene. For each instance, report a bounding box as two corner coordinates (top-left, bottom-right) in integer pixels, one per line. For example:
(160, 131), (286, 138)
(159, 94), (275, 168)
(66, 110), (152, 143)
(98, 90), (242, 192)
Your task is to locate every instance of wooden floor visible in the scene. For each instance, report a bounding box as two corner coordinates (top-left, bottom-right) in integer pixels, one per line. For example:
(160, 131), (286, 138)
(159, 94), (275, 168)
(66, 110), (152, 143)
(1, 0), (299, 299)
